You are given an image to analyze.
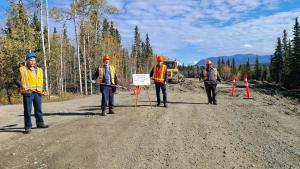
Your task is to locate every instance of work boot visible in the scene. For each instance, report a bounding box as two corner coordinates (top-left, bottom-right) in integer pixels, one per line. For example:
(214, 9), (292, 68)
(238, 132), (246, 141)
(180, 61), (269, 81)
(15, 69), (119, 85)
(37, 124), (49, 129)
(108, 109), (115, 114)
(24, 128), (31, 134)
(213, 102), (217, 105)
(164, 104), (168, 108)
(101, 109), (107, 116)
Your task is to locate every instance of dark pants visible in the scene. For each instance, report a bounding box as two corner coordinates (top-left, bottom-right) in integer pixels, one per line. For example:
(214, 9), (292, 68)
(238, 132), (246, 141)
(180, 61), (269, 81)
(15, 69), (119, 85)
(155, 83), (167, 105)
(205, 83), (217, 104)
(23, 92), (45, 129)
(101, 86), (114, 110)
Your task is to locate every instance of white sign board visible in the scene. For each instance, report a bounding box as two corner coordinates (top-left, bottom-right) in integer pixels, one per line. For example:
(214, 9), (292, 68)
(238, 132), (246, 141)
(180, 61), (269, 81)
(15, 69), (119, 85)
(132, 74), (151, 86)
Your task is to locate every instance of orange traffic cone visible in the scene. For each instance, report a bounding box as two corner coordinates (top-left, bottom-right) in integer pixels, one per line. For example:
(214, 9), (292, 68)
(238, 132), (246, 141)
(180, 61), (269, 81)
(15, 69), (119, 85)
(231, 76), (236, 96)
(243, 75), (253, 99)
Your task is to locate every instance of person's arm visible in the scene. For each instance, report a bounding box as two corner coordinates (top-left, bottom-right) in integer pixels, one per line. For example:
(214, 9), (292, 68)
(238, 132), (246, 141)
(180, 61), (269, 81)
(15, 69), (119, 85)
(164, 67), (168, 82)
(114, 73), (118, 85)
(217, 72), (222, 82)
(149, 67), (154, 77)
(15, 70), (23, 88)
(92, 68), (99, 81)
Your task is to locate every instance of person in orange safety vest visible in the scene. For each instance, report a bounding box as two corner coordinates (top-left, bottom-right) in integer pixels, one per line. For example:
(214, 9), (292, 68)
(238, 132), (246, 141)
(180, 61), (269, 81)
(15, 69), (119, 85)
(150, 56), (168, 107)
(15, 52), (49, 134)
(203, 60), (221, 105)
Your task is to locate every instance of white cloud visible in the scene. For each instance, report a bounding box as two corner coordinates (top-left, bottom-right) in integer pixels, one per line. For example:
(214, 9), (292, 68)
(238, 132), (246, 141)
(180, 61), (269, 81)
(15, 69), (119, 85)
(108, 0), (299, 62)
(243, 44), (253, 48)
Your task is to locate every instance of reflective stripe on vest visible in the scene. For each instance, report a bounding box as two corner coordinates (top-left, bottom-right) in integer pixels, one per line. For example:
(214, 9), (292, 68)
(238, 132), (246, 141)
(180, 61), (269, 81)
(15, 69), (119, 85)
(204, 68), (218, 81)
(19, 66), (43, 94)
(153, 64), (167, 83)
(98, 65), (116, 85)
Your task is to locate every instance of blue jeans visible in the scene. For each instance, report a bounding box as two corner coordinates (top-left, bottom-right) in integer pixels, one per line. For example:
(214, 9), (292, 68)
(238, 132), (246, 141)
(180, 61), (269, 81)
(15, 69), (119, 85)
(23, 92), (45, 129)
(155, 83), (167, 104)
(101, 86), (114, 110)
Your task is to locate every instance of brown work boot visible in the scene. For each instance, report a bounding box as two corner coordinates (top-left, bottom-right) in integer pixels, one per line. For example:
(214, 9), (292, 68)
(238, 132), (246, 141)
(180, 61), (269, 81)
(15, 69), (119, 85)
(108, 109), (115, 114)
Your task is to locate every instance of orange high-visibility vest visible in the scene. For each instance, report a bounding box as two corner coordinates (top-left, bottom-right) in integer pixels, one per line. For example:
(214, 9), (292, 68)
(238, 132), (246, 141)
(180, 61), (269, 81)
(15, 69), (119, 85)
(204, 68), (218, 81)
(19, 66), (44, 94)
(98, 65), (116, 85)
(153, 64), (167, 83)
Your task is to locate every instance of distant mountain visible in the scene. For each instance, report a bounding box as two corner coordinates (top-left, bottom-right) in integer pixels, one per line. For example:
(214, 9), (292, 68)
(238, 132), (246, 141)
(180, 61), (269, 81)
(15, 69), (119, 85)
(195, 54), (271, 66)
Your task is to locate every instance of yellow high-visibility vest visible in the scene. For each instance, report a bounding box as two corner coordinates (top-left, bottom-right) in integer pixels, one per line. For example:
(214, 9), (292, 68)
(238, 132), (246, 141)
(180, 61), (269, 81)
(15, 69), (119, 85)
(204, 68), (218, 80)
(19, 66), (43, 94)
(98, 65), (116, 85)
(153, 64), (167, 83)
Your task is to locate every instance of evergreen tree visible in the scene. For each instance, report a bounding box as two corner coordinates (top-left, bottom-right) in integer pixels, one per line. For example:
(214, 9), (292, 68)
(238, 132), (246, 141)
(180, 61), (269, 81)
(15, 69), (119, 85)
(217, 57), (223, 77)
(246, 57), (250, 74)
(226, 59), (230, 66)
(270, 37), (284, 83)
(31, 12), (42, 53)
(282, 29), (291, 85)
(115, 29), (121, 46)
(261, 65), (268, 81)
(291, 17), (300, 86)
(231, 58), (237, 75)
(144, 33), (153, 72)
(131, 25), (142, 73)
(102, 18), (110, 36)
(255, 55), (261, 80)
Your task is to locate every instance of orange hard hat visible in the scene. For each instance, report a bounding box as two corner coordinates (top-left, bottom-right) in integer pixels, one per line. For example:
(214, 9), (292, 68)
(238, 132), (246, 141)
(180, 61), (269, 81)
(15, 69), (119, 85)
(206, 60), (212, 65)
(102, 55), (110, 61)
(156, 56), (163, 62)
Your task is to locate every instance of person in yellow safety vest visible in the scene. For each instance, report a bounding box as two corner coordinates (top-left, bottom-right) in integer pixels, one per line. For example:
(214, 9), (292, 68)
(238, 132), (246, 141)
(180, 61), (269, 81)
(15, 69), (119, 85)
(92, 55), (118, 116)
(15, 52), (49, 134)
(203, 60), (221, 105)
(150, 56), (168, 108)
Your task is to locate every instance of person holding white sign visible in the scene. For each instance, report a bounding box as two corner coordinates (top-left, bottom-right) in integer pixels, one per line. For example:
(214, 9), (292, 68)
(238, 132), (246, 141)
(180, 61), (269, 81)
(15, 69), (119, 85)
(150, 56), (168, 108)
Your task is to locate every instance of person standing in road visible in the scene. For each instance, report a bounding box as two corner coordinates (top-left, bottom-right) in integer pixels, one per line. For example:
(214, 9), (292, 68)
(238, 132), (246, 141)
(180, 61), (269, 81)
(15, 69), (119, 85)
(150, 56), (168, 108)
(92, 55), (118, 116)
(203, 60), (221, 105)
(15, 52), (49, 134)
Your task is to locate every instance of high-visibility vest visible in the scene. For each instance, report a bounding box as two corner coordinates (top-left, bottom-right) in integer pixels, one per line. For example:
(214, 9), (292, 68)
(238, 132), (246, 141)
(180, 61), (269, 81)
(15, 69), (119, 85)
(19, 66), (43, 94)
(204, 68), (218, 81)
(153, 64), (167, 83)
(98, 65), (116, 85)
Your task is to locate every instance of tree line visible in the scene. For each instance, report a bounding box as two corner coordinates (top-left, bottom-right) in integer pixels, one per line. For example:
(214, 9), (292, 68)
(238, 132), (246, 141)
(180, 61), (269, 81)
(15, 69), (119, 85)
(180, 18), (299, 89)
(0, 0), (155, 104)
(270, 17), (300, 88)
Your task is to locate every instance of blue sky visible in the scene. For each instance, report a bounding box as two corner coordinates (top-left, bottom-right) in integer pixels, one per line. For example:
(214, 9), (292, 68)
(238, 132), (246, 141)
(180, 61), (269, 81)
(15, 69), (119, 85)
(1, 0), (300, 64)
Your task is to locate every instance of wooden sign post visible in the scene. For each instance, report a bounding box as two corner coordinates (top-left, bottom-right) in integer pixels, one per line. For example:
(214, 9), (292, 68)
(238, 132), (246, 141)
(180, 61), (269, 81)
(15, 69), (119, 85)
(132, 74), (151, 107)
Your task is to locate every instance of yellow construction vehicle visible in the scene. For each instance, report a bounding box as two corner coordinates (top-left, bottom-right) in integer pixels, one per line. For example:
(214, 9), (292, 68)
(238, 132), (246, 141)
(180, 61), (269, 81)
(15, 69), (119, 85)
(164, 60), (184, 83)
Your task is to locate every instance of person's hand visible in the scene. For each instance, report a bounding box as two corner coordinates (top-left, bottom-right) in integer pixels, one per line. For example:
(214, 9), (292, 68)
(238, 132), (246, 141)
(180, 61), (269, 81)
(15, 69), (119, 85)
(91, 80), (96, 84)
(42, 91), (48, 96)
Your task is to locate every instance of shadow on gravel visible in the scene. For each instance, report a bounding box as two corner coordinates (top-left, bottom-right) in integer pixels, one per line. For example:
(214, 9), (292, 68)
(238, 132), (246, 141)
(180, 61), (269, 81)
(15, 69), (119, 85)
(80, 105), (101, 108)
(0, 125), (24, 133)
(79, 108), (101, 111)
(79, 105), (154, 109)
(115, 104), (154, 107)
(17, 112), (97, 116)
(139, 101), (207, 105)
